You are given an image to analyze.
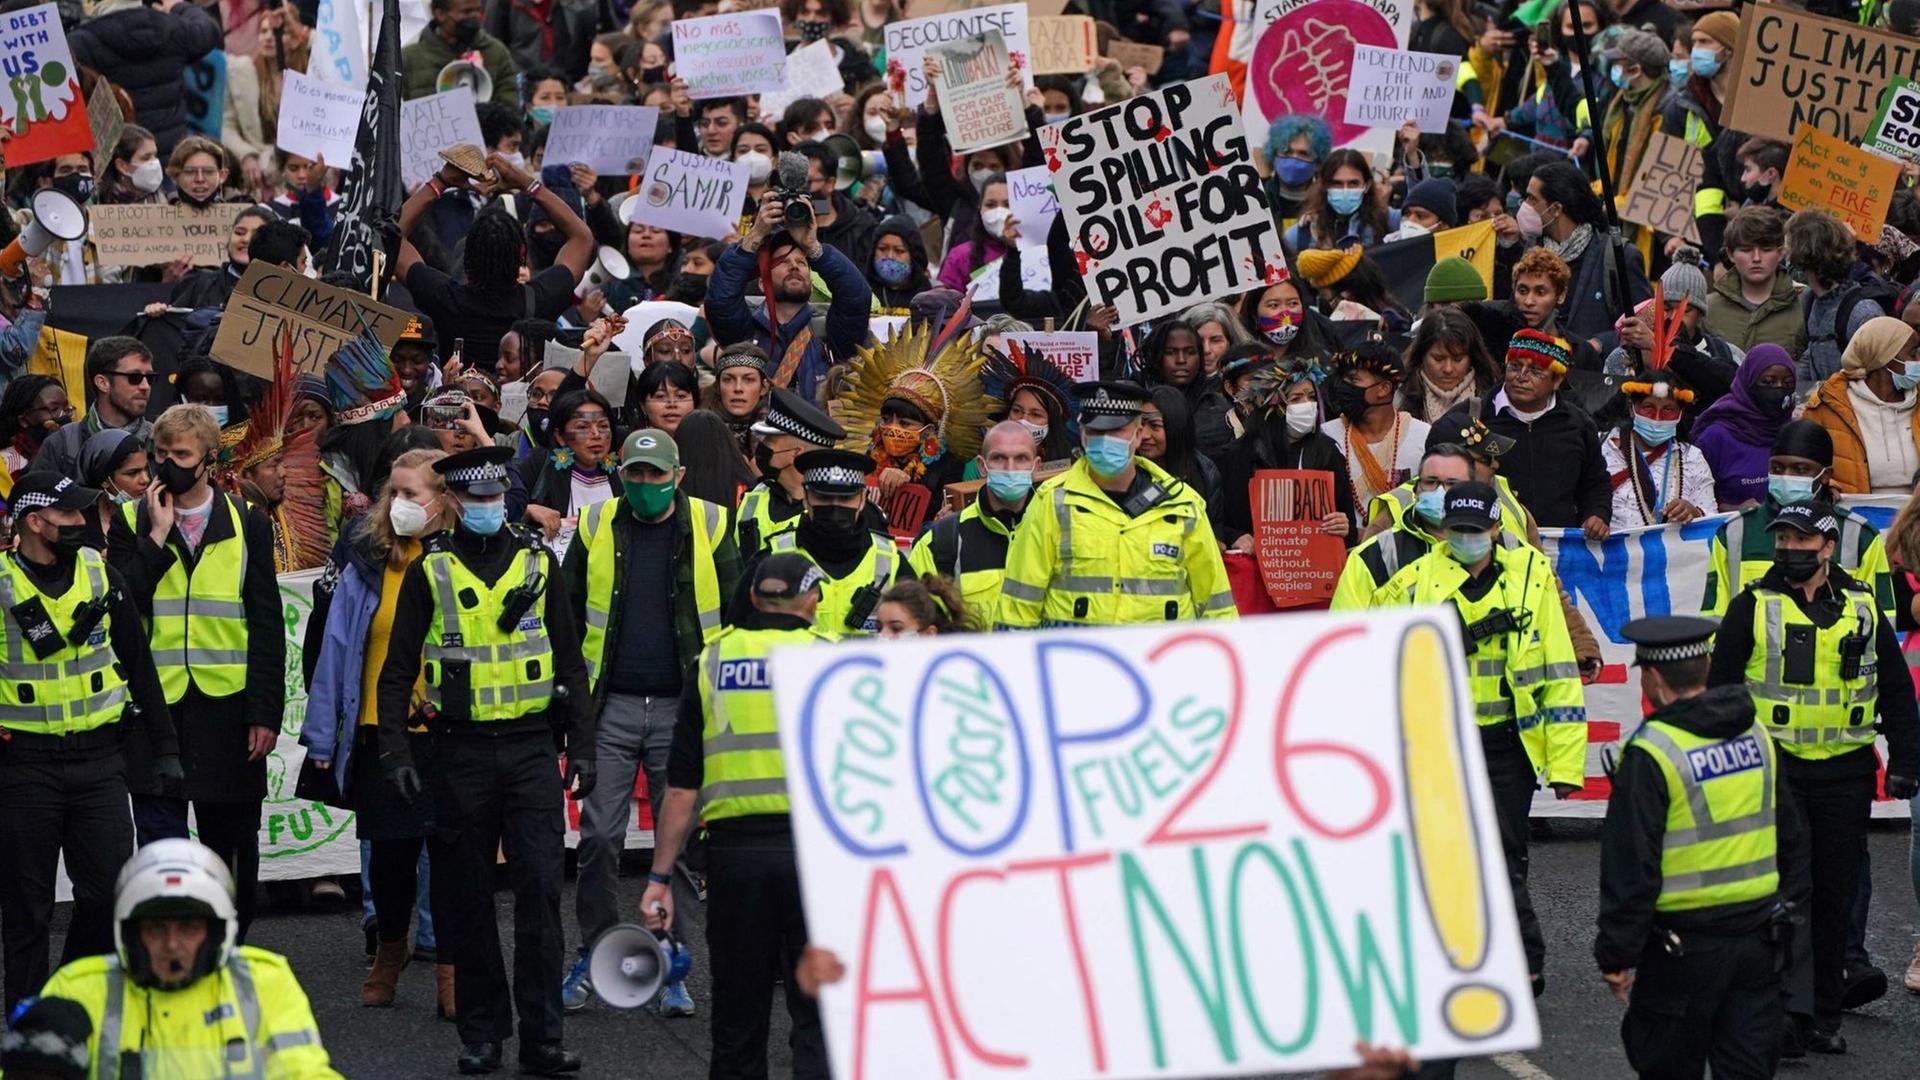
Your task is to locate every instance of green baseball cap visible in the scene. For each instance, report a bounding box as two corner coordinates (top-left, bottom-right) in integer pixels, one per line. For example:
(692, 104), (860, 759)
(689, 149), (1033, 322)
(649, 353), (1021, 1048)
(619, 428), (679, 471)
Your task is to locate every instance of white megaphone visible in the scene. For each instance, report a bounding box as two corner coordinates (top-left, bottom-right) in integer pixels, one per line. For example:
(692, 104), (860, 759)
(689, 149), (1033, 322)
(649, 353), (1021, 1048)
(437, 58), (494, 102)
(574, 245), (630, 299)
(0, 188), (88, 279)
(588, 923), (691, 1010)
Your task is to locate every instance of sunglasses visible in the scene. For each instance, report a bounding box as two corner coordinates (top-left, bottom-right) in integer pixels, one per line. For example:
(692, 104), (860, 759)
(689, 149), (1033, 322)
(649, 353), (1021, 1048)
(107, 370), (154, 384)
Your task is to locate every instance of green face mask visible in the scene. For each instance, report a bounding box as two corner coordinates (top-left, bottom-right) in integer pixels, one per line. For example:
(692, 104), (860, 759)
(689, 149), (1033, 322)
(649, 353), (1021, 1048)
(624, 478), (676, 518)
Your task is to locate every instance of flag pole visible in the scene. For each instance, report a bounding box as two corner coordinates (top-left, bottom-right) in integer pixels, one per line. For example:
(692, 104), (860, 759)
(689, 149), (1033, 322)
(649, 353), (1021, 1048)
(1561, 9), (1635, 320)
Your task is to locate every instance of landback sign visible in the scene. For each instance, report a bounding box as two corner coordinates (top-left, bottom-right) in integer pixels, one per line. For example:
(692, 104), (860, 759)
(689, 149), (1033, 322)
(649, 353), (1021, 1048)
(1722, 4), (1920, 144)
(772, 609), (1541, 1078)
(210, 262), (412, 379)
(930, 30), (1029, 154)
(1041, 74), (1290, 327)
(1250, 469), (1346, 607)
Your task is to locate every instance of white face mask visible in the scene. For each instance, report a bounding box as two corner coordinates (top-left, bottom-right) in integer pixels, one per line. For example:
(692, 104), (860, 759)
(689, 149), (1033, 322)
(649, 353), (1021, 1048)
(863, 115), (889, 142)
(501, 151), (527, 172)
(389, 497), (433, 537)
(1284, 400), (1319, 437)
(1392, 220), (1431, 240)
(809, 127), (834, 143)
(1016, 418), (1048, 442)
(739, 150), (773, 184)
(980, 207), (1012, 236)
(130, 158), (164, 194)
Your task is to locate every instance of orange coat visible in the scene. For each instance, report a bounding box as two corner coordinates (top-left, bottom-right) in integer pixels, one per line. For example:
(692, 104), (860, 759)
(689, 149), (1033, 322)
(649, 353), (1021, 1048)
(1802, 372), (1920, 494)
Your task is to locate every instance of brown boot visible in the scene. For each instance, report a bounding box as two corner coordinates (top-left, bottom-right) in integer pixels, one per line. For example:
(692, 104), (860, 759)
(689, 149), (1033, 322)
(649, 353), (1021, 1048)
(361, 940), (409, 1007)
(436, 963), (456, 1021)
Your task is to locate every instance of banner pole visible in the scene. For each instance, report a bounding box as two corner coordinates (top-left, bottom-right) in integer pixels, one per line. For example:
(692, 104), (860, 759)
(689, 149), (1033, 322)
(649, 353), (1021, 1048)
(1562, 11), (1636, 319)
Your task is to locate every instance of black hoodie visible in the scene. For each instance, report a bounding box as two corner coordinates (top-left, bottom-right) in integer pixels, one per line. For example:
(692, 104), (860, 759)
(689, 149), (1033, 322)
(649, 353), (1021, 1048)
(868, 215), (932, 309)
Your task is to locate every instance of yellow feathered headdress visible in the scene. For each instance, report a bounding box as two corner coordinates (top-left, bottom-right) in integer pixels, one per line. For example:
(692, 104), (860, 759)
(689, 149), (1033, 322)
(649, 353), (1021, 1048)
(835, 315), (999, 464)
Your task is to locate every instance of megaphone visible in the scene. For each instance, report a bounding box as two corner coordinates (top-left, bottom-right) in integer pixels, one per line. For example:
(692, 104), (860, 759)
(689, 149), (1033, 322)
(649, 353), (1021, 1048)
(836, 150), (888, 192)
(588, 924), (692, 1010)
(575, 245), (630, 300)
(0, 188), (87, 279)
(437, 58), (494, 102)
(821, 133), (864, 192)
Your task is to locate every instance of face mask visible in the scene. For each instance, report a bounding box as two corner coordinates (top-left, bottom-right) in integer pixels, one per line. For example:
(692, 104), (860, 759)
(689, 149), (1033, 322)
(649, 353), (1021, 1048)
(1016, 418), (1049, 443)
(864, 115), (889, 142)
(874, 256), (911, 285)
(808, 127), (834, 143)
(969, 169), (998, 193)
(49, 522), (88, 553)
(1273, 157), (1316, 189)
(739, 151), (773, 184)
(528, 106), (557, 126)
(1393, 220), (1430, 240)
(1256, 311), (1298, 347)
(1284, 400), (1318, 437)
(1084, 433), (1133, 476)
(207, 405), (230, 428)
(1738, 180), (1773, 205)
(51, 171), (94, 203)
(1327, 188), (1364, 216)
(1753, 385), (1793, 416)
(1414, 487), (1445, 524)
(1043, 111), (1071, 125)
(797, 18), (831, 41)
(130, 158), (164, 194)
(501, 151), (527, 172)
(1668, 58), (1689, 86)
(156, 458), (201, 496)
(624, 478), (677, 518)
(523, 407), (550, 445)
(1689, 46), (1721, 78)
(452, 15), (481, 44)
(980, 207), (1012, 235)
(1516, 202), (1545, 240)
(389, 497), (433, 537)
(875, 423), (924, 459)
(587, 62), (612, 80)
(109, 489), (137, 506)
(1893, 362), (1920, 393)
(1609, 64), (1630, 90)
(461, 500), (505, 535)
(1448, 531), (1492, 565)
(1428, 162), (1454, 179)
(1774, 547), (1823, 585)
(984, 468), (1034, 503)
(1632, 414), (1678, 445)
(1325, 379), (1373, 421)
(1767, 472), (1818, 504)
(809, 503), (863, 536)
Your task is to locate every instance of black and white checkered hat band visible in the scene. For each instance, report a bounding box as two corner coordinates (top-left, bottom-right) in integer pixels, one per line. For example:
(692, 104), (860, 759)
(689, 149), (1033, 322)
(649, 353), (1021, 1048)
(0, 1027), (90, 1068)
(803, 465), (867, 488)
(1637, 641), (1712, 663)
(762, 410), (833, 444)
(1081, 390), (1138, 417)
(446, 463), (508, 484)
(11, 492), (55, 511)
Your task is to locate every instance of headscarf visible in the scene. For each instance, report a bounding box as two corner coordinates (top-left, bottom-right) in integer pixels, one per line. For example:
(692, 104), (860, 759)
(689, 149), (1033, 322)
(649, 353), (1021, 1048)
(78, 427), (141, 489)
(1692, 344), (1795, 446)
(1840, 316), (1917, 379)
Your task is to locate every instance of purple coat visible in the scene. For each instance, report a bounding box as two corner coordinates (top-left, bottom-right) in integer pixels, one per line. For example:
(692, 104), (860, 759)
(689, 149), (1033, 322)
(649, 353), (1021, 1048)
(1690, 344), (1796, 509)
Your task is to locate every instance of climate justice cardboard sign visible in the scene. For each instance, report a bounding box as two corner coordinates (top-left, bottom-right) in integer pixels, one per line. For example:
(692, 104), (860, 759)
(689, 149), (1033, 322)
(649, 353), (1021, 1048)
(773, 608), (1540, 1078)
(1039, 74), (1289, 327)
(1722, 4), (1920, 144)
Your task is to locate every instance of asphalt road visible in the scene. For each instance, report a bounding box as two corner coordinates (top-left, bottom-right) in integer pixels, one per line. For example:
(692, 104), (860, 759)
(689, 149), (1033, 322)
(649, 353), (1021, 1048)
(60, 826), (1920, 1079)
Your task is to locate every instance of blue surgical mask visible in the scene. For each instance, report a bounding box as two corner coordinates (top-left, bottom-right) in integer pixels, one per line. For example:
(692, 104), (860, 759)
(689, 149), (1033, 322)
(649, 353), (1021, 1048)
(1084, 434), (1133, 477)
(1327, 188), (1364, 216)
(874, 257), (911, 286)
(984, 468), (1034, 503)
(1689, 46), (1721, 78)
(208, 404), (230, 428)
(1893, 362), (1920, 392)
(1448, 531), (1493, 565)
(461, 500), (506, 535)
(1274, 157), (1316, 188)
(1609, 64), (1629, 90)
(1632, 414), (1678, 445)
(1414, 487), (1445, 525)
(1767, 473), (1817, 504)
(1667, 58), (1689, 86)
(528, 106), (557, 125)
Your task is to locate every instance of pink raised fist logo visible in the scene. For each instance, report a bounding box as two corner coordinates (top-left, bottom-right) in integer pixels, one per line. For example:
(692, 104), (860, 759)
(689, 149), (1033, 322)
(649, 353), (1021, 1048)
(1249, 0), (1398, 148)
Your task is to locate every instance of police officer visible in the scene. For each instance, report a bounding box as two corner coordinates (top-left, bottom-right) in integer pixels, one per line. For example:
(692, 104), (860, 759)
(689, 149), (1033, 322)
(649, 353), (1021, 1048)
(732, 449), (905, 636)
(1366, 481), (1586, 995)
(1373, 420), (1521, 541)
(736, 386), (849, 557)
(39, 839), (340, 1078)
(0, 473), (179, 1011)
(908, 420), (1040, 626)
(998, 382), (1236, 628)
(1331, 443), (1475, 612)
(375, 445), (596, 1077)
(1599, 615), (1810, 1080)
(1706, 498), (1919, 1055)
(643, 552), (835, 1080)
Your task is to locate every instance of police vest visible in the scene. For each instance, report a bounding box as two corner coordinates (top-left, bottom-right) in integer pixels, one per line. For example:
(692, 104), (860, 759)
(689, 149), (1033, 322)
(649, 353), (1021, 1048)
(1708, 501), (1884, 616)
(768, 531), (898, 635)
(421, 535), (555, 722)
(697, 624), (832, 821)
(0, 548), (128, 735)
(908, 501), (1015, 625)
(1372, 479), (1526, 550)
(577, 495), (726, 693)
(1630, 719), (1780, 912)
(735, 484), (801, 557)
(1744, 585), (1879, 760)
(121, 495), (248, 703)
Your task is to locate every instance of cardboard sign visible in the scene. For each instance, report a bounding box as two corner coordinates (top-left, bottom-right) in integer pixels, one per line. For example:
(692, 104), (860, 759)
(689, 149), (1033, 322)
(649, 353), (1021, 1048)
(1031, 15), (1097, 75)
(673, 11), (788, 100)
(1243, 0), (1414, 162)
(772, 608), (1542, 1078)
(1004, 330), (1097, 381)
(0, 4), (94, 167)
(1042, 74), (1290, 328)
(1865, 76), (1920, 162)
(1343, 45), (1456, 134)
(1007, 164), (1058, 245)
(930, 31), (1029, 154)
(1779, 124), (1899, 241)
(86, 80), (123, 179)
(1723, 5), (1920, 144)
(885, 5), (1032, 110)
(543, 105), (661, 174)
(630, 145), (750, 239)
(1618, 131), (1704, 245)
(90, 204), (229, 267)
(760, 39), (848, 119)
(275, 70), (366, 165)
(210, 262), (412, 379)
(399, 87), (484, 188)
(1250, 469), (1346, 607)
(1106, 39), (1165, 75)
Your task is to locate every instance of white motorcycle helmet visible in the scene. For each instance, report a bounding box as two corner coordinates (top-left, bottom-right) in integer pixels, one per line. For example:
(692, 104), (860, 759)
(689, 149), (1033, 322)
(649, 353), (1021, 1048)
(112, 839), (238, 989)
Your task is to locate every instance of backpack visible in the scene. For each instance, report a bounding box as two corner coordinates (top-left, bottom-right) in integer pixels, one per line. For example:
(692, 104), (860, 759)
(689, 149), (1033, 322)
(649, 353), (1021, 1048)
(1803, 274), (1903, 346)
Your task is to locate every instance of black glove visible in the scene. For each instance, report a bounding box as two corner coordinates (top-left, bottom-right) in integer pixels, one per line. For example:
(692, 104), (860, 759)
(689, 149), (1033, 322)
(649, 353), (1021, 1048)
(567, 758), (596, 800)
(1887, 774), (1919, 801)
(388, 764), (423, 804)
(154, 754), (184, 797)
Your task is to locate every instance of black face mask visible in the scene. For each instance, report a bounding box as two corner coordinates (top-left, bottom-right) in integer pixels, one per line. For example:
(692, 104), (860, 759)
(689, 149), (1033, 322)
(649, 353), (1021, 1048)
(51, 522), (90, 553)
(754, 441), (781, 476)
(1753, 385), (1794, 416)
(667, 272), (709, 306)
(156, 458), (201, 496)
(1774, 548), (1823, 585)
(808, 504), (863, 537)
(451, 16), (481, 45)
(796, 18), (830, 42)
(529, 229), (565, 269)
(1324, 379), (1373, 421)
(1739, 180), (1773, 205)
(524, 408), (550, 445)
(50, 171), (94, 203)
(641, 65), (668, 83)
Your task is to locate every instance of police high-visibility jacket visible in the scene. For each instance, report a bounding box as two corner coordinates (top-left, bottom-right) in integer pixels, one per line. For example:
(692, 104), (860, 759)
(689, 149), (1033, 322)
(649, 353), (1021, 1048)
(1743, 581), (1881, 761)
(0, 547), (128, 735)
(1627, 719), (1780, 912)
(997, 457), (1237, 628)
(1369, 476), (1532, 548)
(40, 946), (340, 1079)
(908, 499), (1019, 626)
(120, 495), (248, 703)
(734, 482), (802, 557)
(1371, 541), (1588, 787)
(1702, 498), (1891, 619)
(576, 494), (727, 693)
(420, 534), (554, 722)
(697, 623), (834, 822)
(1330, 526), (1434, 612)
(767, 530), (899, 635)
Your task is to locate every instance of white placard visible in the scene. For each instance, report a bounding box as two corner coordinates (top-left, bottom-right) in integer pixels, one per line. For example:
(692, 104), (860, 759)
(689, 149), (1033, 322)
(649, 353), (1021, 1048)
(275, 70), (366, 166)
(1004, 330), (1096, 381)
(543, 105), (662, 174)
(884, 4), (1032, 110)
(628, 145), (750, 240)
(613, 300), (703, 354)
(759, 38), (850, 119)
(1007, 164), (1057, 245)
(543, 341), (634, 406)
(399, 87), (483, 188)
(306, 0), (367, 91)
(966, 250), (1049, 303)
(929, 30), (1029, 154)
(870, 315), (909, 342)
(673, 11), (788, 100)
(1343, 45), (1458, 134)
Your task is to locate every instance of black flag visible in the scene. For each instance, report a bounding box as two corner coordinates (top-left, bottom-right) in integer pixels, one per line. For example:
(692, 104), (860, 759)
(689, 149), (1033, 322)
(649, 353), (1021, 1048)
(323, 0), (404, 291)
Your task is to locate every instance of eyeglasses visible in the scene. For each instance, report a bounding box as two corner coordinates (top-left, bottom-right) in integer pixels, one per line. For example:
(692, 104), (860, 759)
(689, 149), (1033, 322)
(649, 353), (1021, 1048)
(1503, 363), (1548, 380)
(107, 370), (153, 384)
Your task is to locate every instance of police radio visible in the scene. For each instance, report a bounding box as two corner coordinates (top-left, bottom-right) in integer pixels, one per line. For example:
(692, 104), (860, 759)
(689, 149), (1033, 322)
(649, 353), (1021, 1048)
(843, 583), (883, 632)
(496, 564), (548, 632)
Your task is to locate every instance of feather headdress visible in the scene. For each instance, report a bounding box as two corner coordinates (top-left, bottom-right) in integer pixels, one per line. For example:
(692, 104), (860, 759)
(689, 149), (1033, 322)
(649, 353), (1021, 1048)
(836, 312), (998, 464)
(983, 341), (1080, 440)
(327, 327), (407, 426)
(1622, 285), (1696, 404)
(219, 328), (329, 571)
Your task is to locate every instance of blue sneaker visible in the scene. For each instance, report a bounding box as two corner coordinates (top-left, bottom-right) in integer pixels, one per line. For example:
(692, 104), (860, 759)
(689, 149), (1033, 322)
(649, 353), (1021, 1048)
(655, 979), (695, 1018)
(561, 953), (593, 1013)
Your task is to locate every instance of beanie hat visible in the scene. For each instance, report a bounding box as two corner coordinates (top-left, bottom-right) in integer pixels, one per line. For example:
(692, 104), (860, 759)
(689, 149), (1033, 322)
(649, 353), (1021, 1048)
(1658, 252), (1710, 313)
(1506, 328), (1570, 376)
(1424, 256), (1487, 304)
(1772, 418), (1834, 467)
(1295, 244), (1362, 288)
(1695, 11), (1739, 51)
(1404, 178), (1458, 228)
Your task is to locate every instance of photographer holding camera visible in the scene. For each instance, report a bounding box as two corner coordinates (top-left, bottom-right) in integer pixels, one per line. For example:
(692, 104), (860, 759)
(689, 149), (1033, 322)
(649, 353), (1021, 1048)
(706, 162), (873, 405)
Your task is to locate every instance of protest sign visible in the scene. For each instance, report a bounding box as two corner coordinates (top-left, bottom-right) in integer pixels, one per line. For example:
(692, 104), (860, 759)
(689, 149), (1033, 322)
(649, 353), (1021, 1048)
(1250, 469), (1345, 607)
(774, 608), (1542, 1078)
(612, 300), (702, 354)
(930, 31), (1029, 154)
(89, 204), (229, 267)
(543, 341), (634, 407)
(86, 80), (123, 178)
(1343, 45), (1456, 134)
(1005, 330), (1097, 381)
(1031, 15), (1097, 75)
(307, 0), (367, 90)
(1244, 0), (1414, 161)
(886, 5), (1032, 110)
(966, 250), (1049, 302)
(275, 70), (366, 165)
(543, 104), (661, 174)
(1618, 131), (1703, 244)
(1007, 165), (1058, 245)
(182, 51), (225, 139)
(1723, 5), (1920, 144)
(761, 39), (848, 118)
(673, 11), (787, 99)
(1779, 124), (1899, 241)
(0, 4), (94, 167)
(210, 262), (412, 379)
(1042, 74), (1290, 327)
(909, 0), (1064, 14)
(630, 145), (750, 239)
(399, 87), (484, 187)
(1865, 77), (1920, 161)
(1106, 39), (1165, 75)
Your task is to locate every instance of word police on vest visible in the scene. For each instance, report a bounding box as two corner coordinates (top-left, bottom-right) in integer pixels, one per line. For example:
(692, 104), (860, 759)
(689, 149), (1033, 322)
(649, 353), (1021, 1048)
(717, 657), (771, 692)
(1685, 733), (1767, 783)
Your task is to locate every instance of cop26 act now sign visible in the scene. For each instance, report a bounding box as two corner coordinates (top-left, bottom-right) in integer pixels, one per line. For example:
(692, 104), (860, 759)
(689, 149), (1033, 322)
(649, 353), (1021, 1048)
(771, 608), (1541, 1078)
(1039, 74), (1289, 328)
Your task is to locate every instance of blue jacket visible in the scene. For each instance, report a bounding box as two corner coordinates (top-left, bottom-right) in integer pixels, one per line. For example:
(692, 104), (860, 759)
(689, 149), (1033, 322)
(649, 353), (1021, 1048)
(706, 241), (872, 402)
(301, 536), (385, 795)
